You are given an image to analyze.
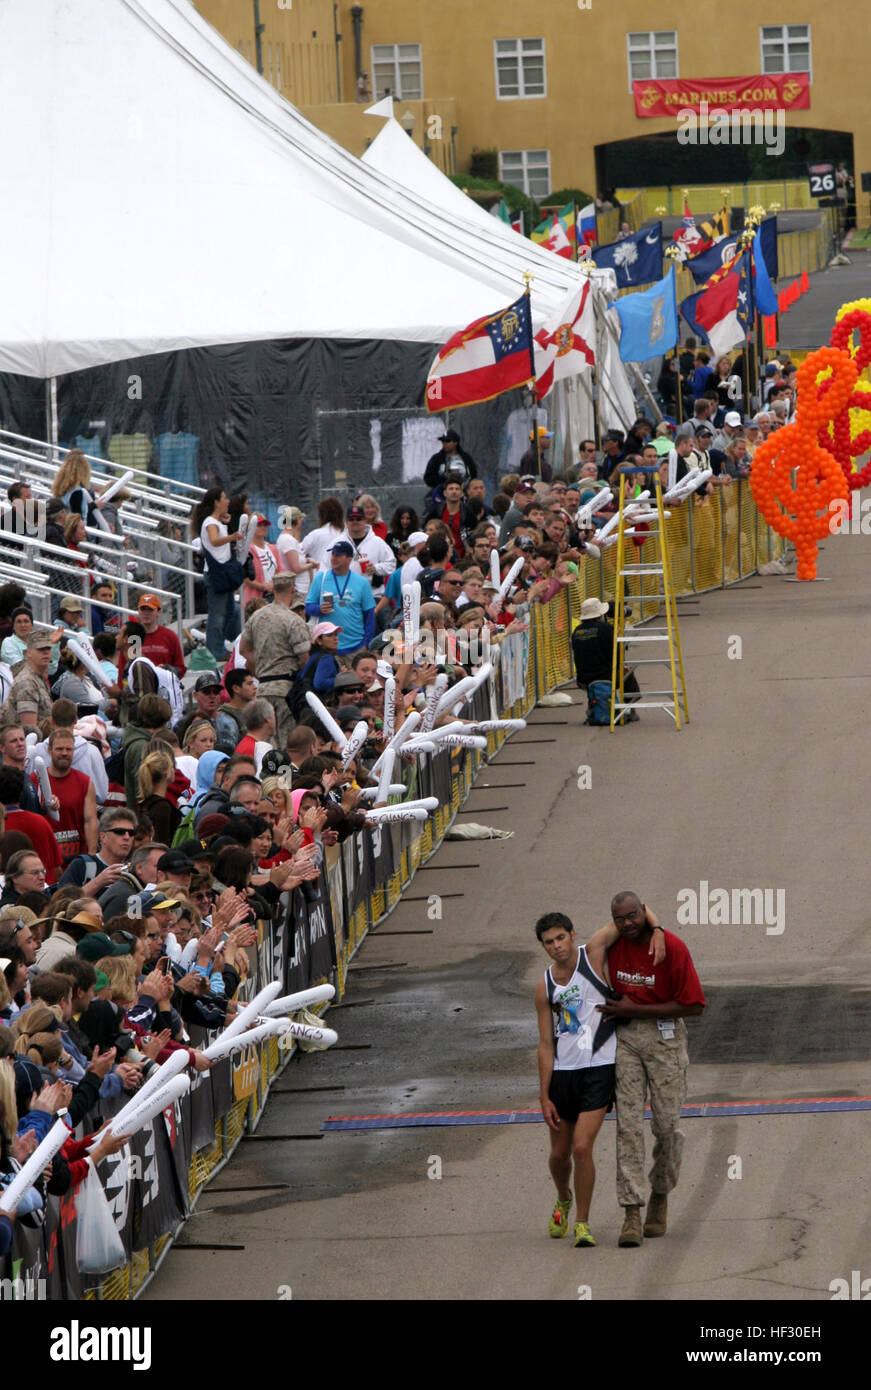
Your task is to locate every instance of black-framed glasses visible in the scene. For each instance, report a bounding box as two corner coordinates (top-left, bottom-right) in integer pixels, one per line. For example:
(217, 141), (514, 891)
(108, 827), (135, 837)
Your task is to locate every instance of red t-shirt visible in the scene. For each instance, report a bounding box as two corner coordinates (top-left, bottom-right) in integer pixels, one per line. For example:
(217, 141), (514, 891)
(608, 930), (705, 1009)
(31, 768), (91, 869)
(141, 626), (186, 676)
(4, 808), (63, 885)
(234, 735), (256, 757)
(440, 505), (464, 559)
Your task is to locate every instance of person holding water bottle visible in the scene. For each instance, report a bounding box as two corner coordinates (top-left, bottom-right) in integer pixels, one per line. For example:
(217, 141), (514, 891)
(305, 541), (376, 656)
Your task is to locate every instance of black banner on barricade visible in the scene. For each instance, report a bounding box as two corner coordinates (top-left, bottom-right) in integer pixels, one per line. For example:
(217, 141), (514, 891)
(429, 747), (453, 809)
(349, 829), (373, 914)
(133, 1111), (186, 1250)
(188, 1067), (218, 1152)
(307, 872), (336, 980)
(327, 849), (346, 956)
(285, 888), (310, 995)
(368, 817), (395, 889)
(3, 1212), (47, 1302)
(211, 1056), (233, 1119)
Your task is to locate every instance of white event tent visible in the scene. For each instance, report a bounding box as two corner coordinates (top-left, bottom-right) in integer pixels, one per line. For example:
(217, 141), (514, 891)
(0, 0), (638, 501)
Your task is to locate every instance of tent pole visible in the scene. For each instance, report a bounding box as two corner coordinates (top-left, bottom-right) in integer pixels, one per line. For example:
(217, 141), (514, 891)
(45, 377), (59, 452)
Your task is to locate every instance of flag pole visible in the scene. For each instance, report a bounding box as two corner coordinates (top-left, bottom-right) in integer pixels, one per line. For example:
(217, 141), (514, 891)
(523, 271), (542, 476)
(573, 202), (579, 263)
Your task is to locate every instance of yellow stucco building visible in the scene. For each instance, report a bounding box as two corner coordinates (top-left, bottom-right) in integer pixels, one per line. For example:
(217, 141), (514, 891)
(194, 0), (869, 220)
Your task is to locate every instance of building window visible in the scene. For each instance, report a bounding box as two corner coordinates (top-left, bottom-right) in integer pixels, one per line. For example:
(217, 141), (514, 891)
(761, 24), (811, 78)
(371, 43), (423, 101)
(494, 38), (546, 99)
(499, 149), (551, 200)
(626, 31), (678, 91)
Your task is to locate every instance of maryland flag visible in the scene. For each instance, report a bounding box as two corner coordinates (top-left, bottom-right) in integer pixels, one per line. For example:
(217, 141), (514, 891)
(700, 205), (730, 242)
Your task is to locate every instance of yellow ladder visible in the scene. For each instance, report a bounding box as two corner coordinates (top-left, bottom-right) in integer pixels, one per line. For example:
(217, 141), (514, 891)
(610, 469), (689, 730)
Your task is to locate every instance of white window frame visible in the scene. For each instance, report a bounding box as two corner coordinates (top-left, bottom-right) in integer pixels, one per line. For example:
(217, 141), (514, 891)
(493, 37), (547, 101)
(498, 149), (551, 200)
(370, 43), (424, 101)
(760, 24), (812, 81)
(626, 30), (678, 94)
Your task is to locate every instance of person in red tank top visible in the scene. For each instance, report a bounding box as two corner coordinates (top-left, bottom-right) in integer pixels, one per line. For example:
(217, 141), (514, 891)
(0, 765), (63, 884)
(33, 729), (98, 870)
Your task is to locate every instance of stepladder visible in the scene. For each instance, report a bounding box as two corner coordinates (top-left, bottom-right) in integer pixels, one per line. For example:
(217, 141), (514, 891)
(609, 469), (689, 730)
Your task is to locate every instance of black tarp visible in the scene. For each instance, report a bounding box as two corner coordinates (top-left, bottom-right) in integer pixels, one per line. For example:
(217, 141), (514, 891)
(0, 338), (533, 516)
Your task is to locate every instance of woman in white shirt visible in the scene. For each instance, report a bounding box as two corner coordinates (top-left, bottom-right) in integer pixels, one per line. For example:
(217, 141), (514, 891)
(191, 487), (243, 660)
(276, 505), (318, 599)
(300, 497), (344, 570)
(242, 516), (282, 610)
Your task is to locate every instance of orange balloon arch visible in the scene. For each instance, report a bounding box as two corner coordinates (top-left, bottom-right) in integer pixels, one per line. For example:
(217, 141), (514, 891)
(749, 348), (853, 580)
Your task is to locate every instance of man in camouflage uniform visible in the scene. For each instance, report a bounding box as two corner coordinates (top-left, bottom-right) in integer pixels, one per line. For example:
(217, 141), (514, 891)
(597, 891), (705, 1247)
(3, 630), (54, 728)
(239, 573), (310, 753)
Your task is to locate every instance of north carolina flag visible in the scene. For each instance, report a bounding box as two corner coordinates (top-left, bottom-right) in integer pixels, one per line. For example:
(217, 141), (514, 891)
(533, 280), (596, 400)
(680, 253), (752, 356)
(426, 293), (535, 410)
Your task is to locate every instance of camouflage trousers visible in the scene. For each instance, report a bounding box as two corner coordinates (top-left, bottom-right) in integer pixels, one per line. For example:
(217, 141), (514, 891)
(615, 1017), (689, 1207)
(260, 681), (295, 756)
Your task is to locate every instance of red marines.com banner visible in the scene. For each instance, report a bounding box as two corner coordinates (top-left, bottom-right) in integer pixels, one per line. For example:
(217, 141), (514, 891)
(633, 72), (810, 118)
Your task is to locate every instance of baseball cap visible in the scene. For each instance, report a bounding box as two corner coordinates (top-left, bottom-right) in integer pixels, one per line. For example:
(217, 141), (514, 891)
(529, 427), (554, 441)
(171, 838), (216, 862)
(345, 506), (365, 521)
(26, 631), (53, 650)
(311, 622), (342, 641)
(280, 506), (305, 525)
(77, 932), (131, 962)
(93, 968), (110, 991)
(194, 672), (222, 692)
(375, 659), (393, 679)
(137, 594), (161, 611)
(136, 891), (181, 913)
(58, 596), (84, 613)
(724, 411), (742, 427)
(333, 671), (365, 691)
(515, 480), (537, 495)
(744, 416), (760, 428)
(439, 429), (460, 443)
(157, 850), (194, 874)
(513, 535), (535, 551)
(696, 424), (714, 438)
(329, 541), (355, 556)
(604, 430), (625, 443)
(407, 531), (428, 547)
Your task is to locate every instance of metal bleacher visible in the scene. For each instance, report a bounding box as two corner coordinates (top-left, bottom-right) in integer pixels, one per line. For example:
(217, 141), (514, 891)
(0, 430), (206, 647)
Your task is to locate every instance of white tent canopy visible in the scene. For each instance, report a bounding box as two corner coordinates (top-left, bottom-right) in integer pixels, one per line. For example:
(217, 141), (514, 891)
(0, 0), (581, 378)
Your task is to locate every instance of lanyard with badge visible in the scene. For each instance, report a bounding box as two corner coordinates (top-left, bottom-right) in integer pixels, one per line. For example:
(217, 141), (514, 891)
(328, 571), (352, 608)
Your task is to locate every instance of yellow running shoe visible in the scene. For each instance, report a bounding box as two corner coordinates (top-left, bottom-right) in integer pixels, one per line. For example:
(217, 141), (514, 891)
(573, 1221), (596, 1247)
(548, 1194), (573, 1238)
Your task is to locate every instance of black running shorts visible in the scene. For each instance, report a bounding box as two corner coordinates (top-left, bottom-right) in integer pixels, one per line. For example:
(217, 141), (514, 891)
(548, 1064), (616, 1123)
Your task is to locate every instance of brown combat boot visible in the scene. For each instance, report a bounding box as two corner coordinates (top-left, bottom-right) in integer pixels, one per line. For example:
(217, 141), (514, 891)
(618, 1205), (643, 1247)
(644, 1191), (668, 1237)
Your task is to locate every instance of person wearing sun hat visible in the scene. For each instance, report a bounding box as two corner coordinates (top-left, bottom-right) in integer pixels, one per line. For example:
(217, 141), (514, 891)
(571, 596), (641, 717)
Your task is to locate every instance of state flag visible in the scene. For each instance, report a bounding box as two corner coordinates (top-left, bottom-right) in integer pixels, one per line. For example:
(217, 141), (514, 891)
(680, 253), (752, 356)
(426, 293), (535, 410)
(613, 266), (679, 362)
(592, 223), (662, 286)
(533, 279), (596, 400)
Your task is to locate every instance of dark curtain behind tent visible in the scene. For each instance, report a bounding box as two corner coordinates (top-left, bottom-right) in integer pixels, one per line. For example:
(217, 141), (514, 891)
(0, 339), (534, 517)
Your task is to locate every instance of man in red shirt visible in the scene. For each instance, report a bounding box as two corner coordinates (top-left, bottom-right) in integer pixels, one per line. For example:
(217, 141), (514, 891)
(0, 765), (63, 885)
(137, 594), (186, 677)
(35, 729), (99, 871)
(438, 474), (466, 559)
(597, 891), (705, 1248)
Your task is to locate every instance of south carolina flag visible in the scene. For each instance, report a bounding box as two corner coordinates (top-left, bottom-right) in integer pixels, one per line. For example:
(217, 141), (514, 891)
(426, 293), (535, 410)
(533, 280), (596, 400)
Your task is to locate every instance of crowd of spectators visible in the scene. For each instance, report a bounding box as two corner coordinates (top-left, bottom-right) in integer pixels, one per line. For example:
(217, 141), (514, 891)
(0, 359), (778, 1253)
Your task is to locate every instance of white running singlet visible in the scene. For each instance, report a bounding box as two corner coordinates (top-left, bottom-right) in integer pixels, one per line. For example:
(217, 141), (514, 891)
(545, 946), (617, 1071)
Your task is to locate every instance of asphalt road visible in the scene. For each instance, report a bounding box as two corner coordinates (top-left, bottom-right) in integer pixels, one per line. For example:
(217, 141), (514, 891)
(146, 521), (871, 1302)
